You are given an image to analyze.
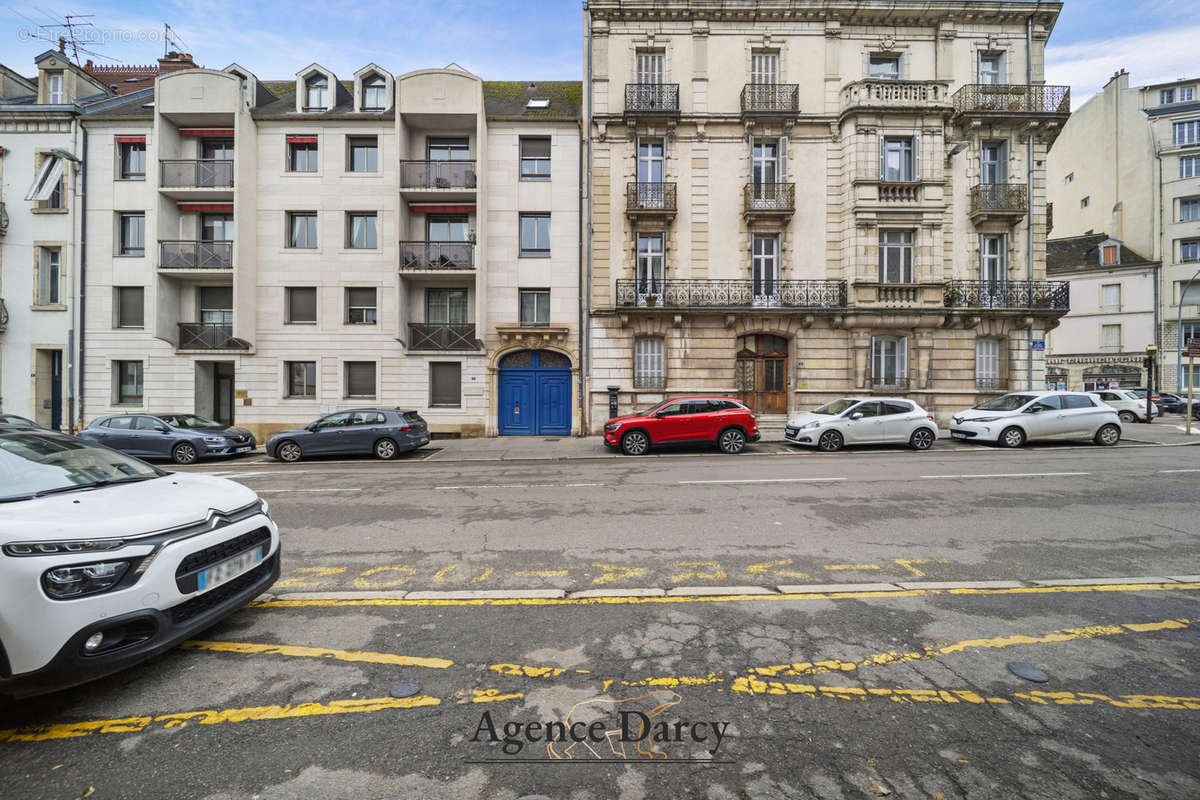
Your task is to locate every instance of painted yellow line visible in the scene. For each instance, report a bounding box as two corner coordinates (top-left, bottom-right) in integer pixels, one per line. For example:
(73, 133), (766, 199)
(460, 689), (525, 704)
(180, 640), (454, 670)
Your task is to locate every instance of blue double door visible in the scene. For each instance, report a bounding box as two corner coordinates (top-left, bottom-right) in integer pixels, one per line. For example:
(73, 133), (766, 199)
(498, 351), (571, 436)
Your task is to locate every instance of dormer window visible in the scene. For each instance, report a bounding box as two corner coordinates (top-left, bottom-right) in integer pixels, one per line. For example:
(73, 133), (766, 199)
(47, 71), (63, 104)
(1162, 89), (1176, 105)
(363, 74), (386, 110)
(305, 74), (328, 110)
(1101, 244), (1119, 266)
(229, 72), (251, 106)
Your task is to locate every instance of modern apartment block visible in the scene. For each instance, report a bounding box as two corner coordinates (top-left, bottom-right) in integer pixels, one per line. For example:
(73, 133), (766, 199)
(582, 0), (1071, 429)
(1047, 70), (1200, 393)
(79, 64), (581, 440)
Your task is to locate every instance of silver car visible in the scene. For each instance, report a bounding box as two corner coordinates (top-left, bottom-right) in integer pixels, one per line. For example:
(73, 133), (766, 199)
(949, 391), (1122, 447)
(785, 397), (939, 452)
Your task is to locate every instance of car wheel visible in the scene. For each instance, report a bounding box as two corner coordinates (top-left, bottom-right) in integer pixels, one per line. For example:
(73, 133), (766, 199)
(1117, 410), (1136, 424)
(817, 430), (844, 452)
(620, 430), (650, 456)
(171, 442), (198, 465)
(1094, 424), (1121, 447)
(276, 440), (302, 463)
(998, 426), (1026, 448)
(718, 427), (746, 454)
(374, 438), (398, 460)
(909, 428), (935, 450)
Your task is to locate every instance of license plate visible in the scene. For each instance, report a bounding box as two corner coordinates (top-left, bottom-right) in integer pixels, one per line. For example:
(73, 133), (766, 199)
(235, 446), (252, 453)
(951, 432), (965, 439)
(197, 546), (263, 593)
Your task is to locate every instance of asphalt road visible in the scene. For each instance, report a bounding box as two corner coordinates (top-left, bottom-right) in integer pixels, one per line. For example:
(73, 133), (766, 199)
(2, 440), (1198, 799)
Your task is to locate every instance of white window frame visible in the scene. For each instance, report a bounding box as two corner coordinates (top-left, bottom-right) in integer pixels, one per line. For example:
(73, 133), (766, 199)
(634, 337), (665, 389)
(362, 74), (386, 110)
(1182, 156), (1200, 179)
(1182, 87), (1196, 102)
(305, 74), (329, 110)
(981, 140), (1008, 184)
(878, 230), (914, 284)
(636, 51), (664, 84)
(36, 246), (61, 306)
(1182, 239), (1200, 263)
(47, 71), (63, 104)
(1100, 283), (1121, 313)
(868, 55), (900, 80)
(880, 135), (918, 182)
(1100, 324), (1122, 353)
(980, 235), (1007, 282)
(978, 52), (1004, 85)
(1181, 198), (1200, 222)
(636, 233), (664, 304)
(976, 338), (1001, 381)
(1161, 88), (1176, 105)
(871, 335), (908, 387)
(1174, 120), (1200, 146)
(750, 51), (779, 85)
(751, 234), (781, 305)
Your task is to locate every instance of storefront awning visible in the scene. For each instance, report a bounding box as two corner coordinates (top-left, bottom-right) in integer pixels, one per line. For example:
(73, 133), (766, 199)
(180, 128), (234, 137)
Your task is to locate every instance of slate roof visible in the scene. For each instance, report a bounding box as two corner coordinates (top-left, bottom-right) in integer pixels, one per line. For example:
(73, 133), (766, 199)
(1046, 234), (1158, 275)
(482, 81), (582, 119)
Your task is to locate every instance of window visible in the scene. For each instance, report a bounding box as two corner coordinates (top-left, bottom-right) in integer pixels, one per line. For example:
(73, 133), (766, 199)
(976, 338), (1000, 384)
(426, 288), (468, 324)
(1161, 89), (1176, 105)
(114, 361), (143, 404)
(104, 416), (134, 430)
(115, 287), (144, 328)
(199, 286), (233, 325)
(881, 136), (917, 182)
(978, 53), (1004, 85)
(287, 361), (316, 397)
(520, 137), (552, 180)
(427, 214), (469, 243)
(119, 213), (145, 256)
(1065, 172), (1074, 183)
(344, 361), (376, 398)
(636, 50), (664, 84)
(1183, 156), (1200, 179)
(347, 136), (378, 172)
(427, 137), (470, 161)
(363, 74), (386, 110)
(1101, 283), (1121, 312)
(871, 336), (907, 387)
(868, 55), (900, 80)
(345, 287), (377, 324)
(750, 51), (779, 84)
(519, 213), (551, 257)
(1101, 244), (1119, 266)
(1183, 87), (1197, 102)
(1177, 281), (1200, 305)
(346, 212), (378, 249)
(981, 235), (1006, 281)
(305, 74), (329, 110)
(288, 212), (318, 248)
(1081, 196), (1090, 208)
(36, 247), (60, 305)
(1175, 121), (1200, 146)
(47, 71), (63, 104)
(119, 142), (146, 179)
(430, 362), (461, 407)
(981, 141), (1008, 184)
(636, 233), (664, 299)
(1182, 198), (1200, 222)
(1101, 324), (1122, 352)
(519, 289), (551, 326)
(634, 337), (665, 389)
(1182, 363), (1200, 390)
(1182, 321), (1200, 347)
(637, 137), (665, 184)
(878, 231), (914, 283)
(1182, 239), (1200, 263)
(286, 287), (317, 324)
(287, 138), (318, 172)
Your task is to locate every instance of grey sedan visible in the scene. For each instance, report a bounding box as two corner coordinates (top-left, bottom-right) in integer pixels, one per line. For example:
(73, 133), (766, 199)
(78, 413), (257, 464)
(265, 408), (430, 462)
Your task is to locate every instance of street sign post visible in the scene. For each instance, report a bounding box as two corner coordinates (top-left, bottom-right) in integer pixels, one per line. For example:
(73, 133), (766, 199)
(1186, 340), (1200, 435)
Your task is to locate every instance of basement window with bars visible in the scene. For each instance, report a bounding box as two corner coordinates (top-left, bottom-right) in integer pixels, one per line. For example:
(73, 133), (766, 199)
(976, 338), (1001, 386)
(634, 337), (665, 389)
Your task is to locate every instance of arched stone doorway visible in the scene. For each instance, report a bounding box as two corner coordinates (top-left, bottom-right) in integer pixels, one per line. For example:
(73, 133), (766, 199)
(497, 349), (572, 435)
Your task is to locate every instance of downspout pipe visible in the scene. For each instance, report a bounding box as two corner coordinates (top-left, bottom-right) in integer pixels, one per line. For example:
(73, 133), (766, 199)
(577, 115), (585, 436)
(1026, 13), (1035, 390)
(77, 123), (88, 431)
(583, 4), (594, 436)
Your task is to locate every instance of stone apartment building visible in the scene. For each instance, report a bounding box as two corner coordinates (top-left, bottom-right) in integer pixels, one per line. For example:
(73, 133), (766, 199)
(79, 64), (581, 440)
(1048, 70), (1200, 393)
(582, 0), (1071, 430)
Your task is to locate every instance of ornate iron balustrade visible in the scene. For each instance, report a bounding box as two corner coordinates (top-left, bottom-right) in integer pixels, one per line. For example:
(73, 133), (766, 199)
(160, 240), (233, 269)
(952, 84), (1070, 115)
(626, 182), (677, 212)
(969, 183), (1028, 214)
(633, 375), (666, 390)
(871, 377), (910, 390)
(944, 280), (1070, 311)
(399, 241), (474, 270)
(615, 279), (847, 309)
(741, 83), (799, 114)
(177, 323), (248, 350)
(160, 159), (233, 188)
(976, 377), (1006, 390)
(744, 182), (795, 212)
(399, 160), (477, 189)
(878, 182), (920, 203)
(840, 80), (950, 111)
(625, 83), (680, 114)
(408, 323), (480, 351)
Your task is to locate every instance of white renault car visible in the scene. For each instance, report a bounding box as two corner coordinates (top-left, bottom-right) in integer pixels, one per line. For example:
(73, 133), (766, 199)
(949, 391), (1122, 448)
(1087, 390), (1158, 424)
(784, 397), (939, 452)
(0, 425), (280, 699)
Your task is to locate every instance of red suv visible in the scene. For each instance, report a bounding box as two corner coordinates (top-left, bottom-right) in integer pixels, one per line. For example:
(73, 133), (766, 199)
(603, 396), (760, 455)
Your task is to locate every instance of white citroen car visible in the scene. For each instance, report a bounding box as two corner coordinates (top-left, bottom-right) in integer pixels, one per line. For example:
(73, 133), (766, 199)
(784, 397), (939, 452)
(0, 425), (280, 699)
(1087, 390), (1158, 425)
(949, 391), (1122, 448)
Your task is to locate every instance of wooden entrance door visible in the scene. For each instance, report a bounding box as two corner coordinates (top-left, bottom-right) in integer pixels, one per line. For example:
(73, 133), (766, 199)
(735, 334), (788, 414)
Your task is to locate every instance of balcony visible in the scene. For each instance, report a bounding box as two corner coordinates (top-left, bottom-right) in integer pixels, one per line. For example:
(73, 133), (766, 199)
(944, 280), (1070, 312)
(624, 84), (679, 116)
(878, 182), (922, 203)
(399, 241), (474, 271)
(160, 159), (233, 189)
(399, 160), (477, 193)
(840, 80), (951, 114)
(744, 183), (795, 221)
(968, 183), (1028, 223)
(871, 376), (910, 391)
(852, 282), (947, 308)
(407, 323), (480, 352)
(741, 84), (799, 117)
(952, 84), (1070, 117)
(159, 240), (233, 271)
(177, 323), (249, 351)
(626, 182), (677, 222)
(615, 279), (847, 310)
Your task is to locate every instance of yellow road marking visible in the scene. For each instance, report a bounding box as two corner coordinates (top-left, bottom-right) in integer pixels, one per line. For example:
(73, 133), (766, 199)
(461, 689), (524, 704)
(180, 640), (454, 670)
(514, 570), (570, 577)
(273, 566), (346, 590)
(746, 559), (811, 579)
(893, 558), (949, 577)
(669, 561), (727, 582)
(353, 565), (416, 589)
(824, 564), (883, 571)
(590, 563), (647, 585)
(433, 565), (458, 583)
(471, 568), (494, 584)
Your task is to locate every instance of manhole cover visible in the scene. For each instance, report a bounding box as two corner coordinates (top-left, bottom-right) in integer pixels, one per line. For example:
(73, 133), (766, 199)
(1007, 662), (1049, 683)
(390, 680), (421, 698)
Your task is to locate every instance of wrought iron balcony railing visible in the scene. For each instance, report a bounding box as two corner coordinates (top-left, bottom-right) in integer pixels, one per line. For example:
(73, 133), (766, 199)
(177, 322), (248, 350)
(944, 280), (1070, 311)
(160, 159), (233, 188)
(626, 182), (677, 213)
(952, 84), (1070, 115)
(615, 279), (847, 309)
(625, 83), (680, 114)
(399, 241), (474, 270)
(408, 323), (480, 351)
(976, 377), (1007, 390)
(160, 240), (233, 269)
(741, 83), (799, 114)
(633, 375), (666, 390)
(871, 376), (910, 391)
(969, 183), (1029, 215)
(399, 160), (477, 190)
(744, 182), (795, 213)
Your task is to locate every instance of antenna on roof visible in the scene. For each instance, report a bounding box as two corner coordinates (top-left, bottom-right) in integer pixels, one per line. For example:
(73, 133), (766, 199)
(163, 23), (189, 56)
(34, 14), (118, 66)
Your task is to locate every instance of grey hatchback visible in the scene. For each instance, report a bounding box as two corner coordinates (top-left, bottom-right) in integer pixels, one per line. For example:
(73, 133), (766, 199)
(78, 413), (257, 464)
(265, 408), (430, 462)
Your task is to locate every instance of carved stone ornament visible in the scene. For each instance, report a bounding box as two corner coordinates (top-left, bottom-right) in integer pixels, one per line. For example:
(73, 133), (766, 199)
(879, 36), (898, 51)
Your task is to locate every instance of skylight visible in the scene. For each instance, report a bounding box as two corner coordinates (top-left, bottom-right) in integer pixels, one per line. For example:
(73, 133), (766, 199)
(526, 97), (550, 109)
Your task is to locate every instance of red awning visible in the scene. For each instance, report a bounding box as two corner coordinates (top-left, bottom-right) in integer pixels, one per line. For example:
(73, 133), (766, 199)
(286, 135), (318, 144)
(180, 128), (234, 137)
(177, 202), (233, 212)
(408, 204), (476, 213)
(114, 135), (146, 143)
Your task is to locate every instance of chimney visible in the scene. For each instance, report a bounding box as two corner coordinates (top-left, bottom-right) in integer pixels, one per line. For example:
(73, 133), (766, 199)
(59, 36), (66, 54)
(157, 51), (198, 73)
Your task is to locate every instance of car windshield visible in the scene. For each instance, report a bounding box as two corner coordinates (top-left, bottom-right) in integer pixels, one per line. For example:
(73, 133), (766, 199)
(633, 401), (668, 416)
(973, 394), (1037, 411)
(162, 414), (220, 429)
(0, 431), (162, 502)
(813, 399), (860, 415)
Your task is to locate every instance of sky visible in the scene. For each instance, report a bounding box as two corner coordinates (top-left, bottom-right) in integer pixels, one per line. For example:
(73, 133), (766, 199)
(1, 1), (1196, 101)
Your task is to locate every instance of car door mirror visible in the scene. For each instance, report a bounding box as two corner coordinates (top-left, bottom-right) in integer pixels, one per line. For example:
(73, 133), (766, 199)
(849, 412), (864, 421)
(654, 410), (669, 418)
(306, 422), (319, 432)
(1025, 405), (1043, 413)
(156, 426), (170, 433)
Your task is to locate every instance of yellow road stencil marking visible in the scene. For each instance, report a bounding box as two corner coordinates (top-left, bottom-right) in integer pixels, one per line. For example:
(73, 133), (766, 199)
(180, 640), (454, 670)
(669, 561), (727, 582)
(893, 558), (949, 577)
(824, 564), (883, 571)
(514, 570), (570, 577)
(590, 563), (647, 585)
(273, 566), (347, 590)
(460, 689), (524, 704)
(747, 559), (811, 579)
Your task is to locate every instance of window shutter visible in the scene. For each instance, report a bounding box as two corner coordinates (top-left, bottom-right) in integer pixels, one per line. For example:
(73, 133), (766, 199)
(778, 136), (787, 183)
(748, 134), (755, 180)
(878, 134), (885, 179)
(913, 133), (921, 181)
(899, 338), (908, 378)
(1000, 234), (1008, 274)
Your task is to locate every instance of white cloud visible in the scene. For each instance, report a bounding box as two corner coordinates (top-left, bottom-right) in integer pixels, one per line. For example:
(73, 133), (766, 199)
(1046, 25), (1200, 100)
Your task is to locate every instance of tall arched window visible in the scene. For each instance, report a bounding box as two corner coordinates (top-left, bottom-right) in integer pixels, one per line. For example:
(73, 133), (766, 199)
(305, 74), (328, 110)
(634, 337), (665, 389)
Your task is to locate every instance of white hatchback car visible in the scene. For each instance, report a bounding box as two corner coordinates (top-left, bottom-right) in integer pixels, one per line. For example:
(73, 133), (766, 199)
(784, 397), (939, 452)
(1087, 390), (1158, 424)
(950, 391), (1122, 448)
(0, 426), (280, 699)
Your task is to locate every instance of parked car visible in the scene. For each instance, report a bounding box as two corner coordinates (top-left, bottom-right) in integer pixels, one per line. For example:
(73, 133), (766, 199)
(603, 396), (760, 455)
(266, 408), (430, 462)
(78, 413), (256, 465)
(1087, 390), (1157, 424)
(0, 414), (42, 428)
(950, 391), (1122, 447)
(1156, 392), (1186, 414)
(784, 397), (938, 452)
(0, 425), (279, 698)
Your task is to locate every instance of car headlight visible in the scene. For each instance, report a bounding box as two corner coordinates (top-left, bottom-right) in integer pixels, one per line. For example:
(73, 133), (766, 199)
(799, 420), (822, 430)
(4, 539), (126, 556)
(970, 417), (1000, 423)
(42, 560), (131, 600)
(203, 435), (226, 444)
(605, 422), (623, 432)
(256, 498), (271, 518)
